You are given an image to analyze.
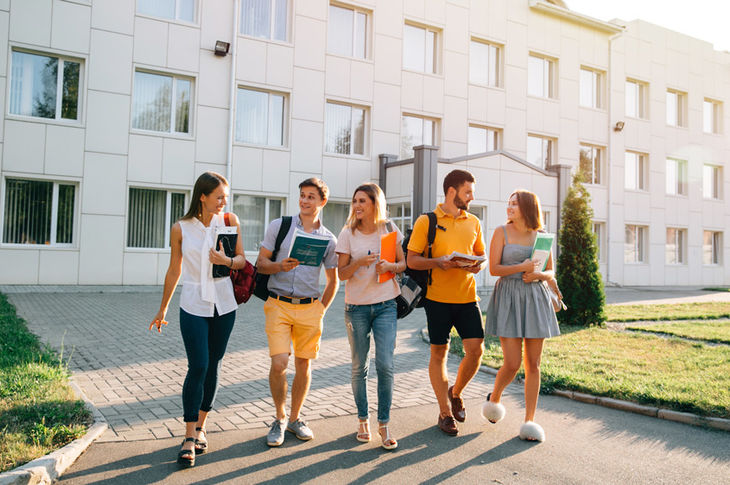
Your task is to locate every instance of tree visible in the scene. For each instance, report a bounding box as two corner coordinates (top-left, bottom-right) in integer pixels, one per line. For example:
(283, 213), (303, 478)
(556, 172), (606, 326)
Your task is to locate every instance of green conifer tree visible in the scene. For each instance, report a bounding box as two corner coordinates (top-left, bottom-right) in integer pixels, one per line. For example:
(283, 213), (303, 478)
(556, 173), (606, 326)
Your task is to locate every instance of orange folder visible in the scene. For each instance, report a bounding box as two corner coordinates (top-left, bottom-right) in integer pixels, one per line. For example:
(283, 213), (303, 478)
(378, 231), (397, 283)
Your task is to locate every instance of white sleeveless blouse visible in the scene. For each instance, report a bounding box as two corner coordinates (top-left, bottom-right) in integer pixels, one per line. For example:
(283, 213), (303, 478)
(178, 214), (237, 317)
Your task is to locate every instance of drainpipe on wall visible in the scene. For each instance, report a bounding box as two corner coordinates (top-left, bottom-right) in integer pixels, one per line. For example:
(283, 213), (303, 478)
(606, 31), (623, 286)
(226, 0), (241, 183)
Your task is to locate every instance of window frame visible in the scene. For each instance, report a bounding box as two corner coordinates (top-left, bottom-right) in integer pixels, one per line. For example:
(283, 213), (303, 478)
(232, 193), (285, 253)
(136, 0), (197, 24)
(467, 124), (500, 155)
(1, 176), (79, 248)
(387, 201), (412, 234)
(526, 134), (555, 169)
(321, 200), (351, 235)
(579, 144), (603, 185)
(625, 78), (648, 119)
(703, 98), (722, 134)
(666, 158), (688, 196)
(624, 224), (648, 264)
(665, 227), (687, 265)
(131, 69), (194, 137)
(126, 187), (188, 250)
(703, 164), (722, 200)
(327, 2), (370, 59)
(579, 66), (603, 109)
(400, 114), (438, 159)
(469, 38), (501, 88)
(666, 89), (687, 128)
(703, 230), (722, 266)
(234, 85), (288, 148)
(324, 100), (368, 156)
(403, 22), (440, 75)
(239, 0), (290, 42)
(624, 151), (648, 191)
(592, 221), (606, 263)
(527, 53), (557, 99)
(8, 48), (85, 124)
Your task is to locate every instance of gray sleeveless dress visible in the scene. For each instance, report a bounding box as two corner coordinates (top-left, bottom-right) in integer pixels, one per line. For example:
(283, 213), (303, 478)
(485, 226), (560, 339)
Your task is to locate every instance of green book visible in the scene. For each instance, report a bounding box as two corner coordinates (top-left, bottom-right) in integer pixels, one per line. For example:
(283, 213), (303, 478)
(530, 232), (554, 271)
(287, 228), (330, 267)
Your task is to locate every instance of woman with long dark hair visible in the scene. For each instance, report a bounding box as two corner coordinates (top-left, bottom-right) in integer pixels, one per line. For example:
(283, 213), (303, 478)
(150, 171), (244, 467)
(336, 183), (406, 450)
(481, 189), (560, 442)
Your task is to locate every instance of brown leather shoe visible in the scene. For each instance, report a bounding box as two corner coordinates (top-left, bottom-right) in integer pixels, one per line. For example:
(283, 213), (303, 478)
(437, 414), (458, 435)
(448, 386), (466, 422)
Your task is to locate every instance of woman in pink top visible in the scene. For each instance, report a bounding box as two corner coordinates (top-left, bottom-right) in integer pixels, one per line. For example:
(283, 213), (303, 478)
(336, 183), (405, 450)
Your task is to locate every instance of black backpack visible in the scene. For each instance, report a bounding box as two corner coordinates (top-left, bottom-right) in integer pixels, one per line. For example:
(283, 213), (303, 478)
(253, 216), (292, 301)
(397, 212), (437, 316)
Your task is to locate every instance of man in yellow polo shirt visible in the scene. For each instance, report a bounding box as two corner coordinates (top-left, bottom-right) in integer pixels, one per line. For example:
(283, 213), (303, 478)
(407, 169), (486, 435)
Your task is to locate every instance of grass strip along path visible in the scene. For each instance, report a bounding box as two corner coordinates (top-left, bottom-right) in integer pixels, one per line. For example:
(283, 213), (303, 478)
(626, 320), (730, 345)
(0, 293), (91, 473)
(450, 321), (730, 420)
(605, 302), (730, 322)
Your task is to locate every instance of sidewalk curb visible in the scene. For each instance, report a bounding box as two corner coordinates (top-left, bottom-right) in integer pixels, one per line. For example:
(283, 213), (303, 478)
(419, 327), (730, 433)
(0, 381), (108, 485)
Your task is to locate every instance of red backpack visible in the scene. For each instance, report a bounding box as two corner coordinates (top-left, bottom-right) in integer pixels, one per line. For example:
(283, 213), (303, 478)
(224, 213), (256, 304)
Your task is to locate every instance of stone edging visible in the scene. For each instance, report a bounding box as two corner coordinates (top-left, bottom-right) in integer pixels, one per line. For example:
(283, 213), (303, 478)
(0, 381), (108, 485)
(419, 328), (730, 433)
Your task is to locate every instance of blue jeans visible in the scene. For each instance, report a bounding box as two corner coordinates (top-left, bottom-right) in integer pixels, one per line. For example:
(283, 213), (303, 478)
(179, 308), (236, 422)
(345, 299), (397, 423)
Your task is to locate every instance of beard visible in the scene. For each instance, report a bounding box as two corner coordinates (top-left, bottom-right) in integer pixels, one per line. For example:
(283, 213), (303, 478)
(454, 194), (470, 210)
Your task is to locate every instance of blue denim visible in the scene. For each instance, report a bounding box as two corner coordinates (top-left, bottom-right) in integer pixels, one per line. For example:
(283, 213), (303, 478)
(344, 299), (397, 423)
(179, 308), (236, 422)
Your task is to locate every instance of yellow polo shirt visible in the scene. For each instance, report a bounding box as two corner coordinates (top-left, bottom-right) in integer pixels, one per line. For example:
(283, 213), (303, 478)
(407, 204), (485, 304)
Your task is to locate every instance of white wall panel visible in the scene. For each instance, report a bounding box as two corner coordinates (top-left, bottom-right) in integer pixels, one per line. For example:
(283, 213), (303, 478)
(45, 125), (85, 177)
(3, 121), (45, 174)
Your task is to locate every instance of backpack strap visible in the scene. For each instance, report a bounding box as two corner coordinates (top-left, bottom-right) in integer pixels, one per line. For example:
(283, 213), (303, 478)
(425, 212), (437, 286)
(272, 216), (292, 259)
(386, 220), (396, 233)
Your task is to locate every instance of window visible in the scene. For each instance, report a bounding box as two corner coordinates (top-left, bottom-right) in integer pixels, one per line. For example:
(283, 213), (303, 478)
(526, 135), (553, 169)
(704, 99), (722, 134)
(625, 79), (647, 119)
(579, 144), (602, 185)
(703, 231), (722, 265)
(233, 194), (282, 251)
(235, 87), (285, 146)
(240, 0), (289, 41)
(625, 225), (647, 263)
(467, 125), (499, 155)
(325, 102), (366, 155)
(665, 228), (686, 265)
(666, 90), (686, 127)
(2, 178), (75, 245)
(542, 211), (550, 231)
(322, 202), (350, 234)
(666, 158), (687, 196)
(469, 39), (500, 87)
(703, 164), (722, 199)
(580, 68), (602, 109)
(401, 115), (435, 159)
(127, 188), (186, 248)
(403, 24), (438, 74)
(625, 151), (647, 191)
(592, 222), (605, 263)
(328, 4), (367, 58)
(527, 54), (555, 98)
(137, 0), (194, 22)
(132, 71), (191, 134)
(387, 202), (411, 233)
(9, 50), (81, 121)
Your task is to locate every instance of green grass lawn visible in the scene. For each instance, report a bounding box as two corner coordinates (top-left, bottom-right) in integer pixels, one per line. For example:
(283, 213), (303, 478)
(606, 302), (730, 322)
(451, 325), (730, 419)
(0, 293), (91, 473)
(627, 320), (730, 344)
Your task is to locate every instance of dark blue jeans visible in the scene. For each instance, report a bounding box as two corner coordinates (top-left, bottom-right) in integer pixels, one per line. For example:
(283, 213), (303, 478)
(179, 308), (236, 422)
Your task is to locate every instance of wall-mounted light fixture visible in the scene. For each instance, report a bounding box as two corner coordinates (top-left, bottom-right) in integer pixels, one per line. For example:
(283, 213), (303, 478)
(613, 121), (625, 132)
(214, 41), (230, 56)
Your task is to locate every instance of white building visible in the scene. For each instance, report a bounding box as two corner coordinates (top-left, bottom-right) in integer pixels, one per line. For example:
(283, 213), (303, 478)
(0, 0), (728, 286)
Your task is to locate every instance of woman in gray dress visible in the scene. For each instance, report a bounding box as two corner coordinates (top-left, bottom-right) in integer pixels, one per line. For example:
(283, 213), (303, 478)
(481, 189), (559, 442)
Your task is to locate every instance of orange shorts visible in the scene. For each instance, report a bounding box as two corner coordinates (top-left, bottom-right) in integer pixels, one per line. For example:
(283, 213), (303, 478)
(264, 297), (326, 359)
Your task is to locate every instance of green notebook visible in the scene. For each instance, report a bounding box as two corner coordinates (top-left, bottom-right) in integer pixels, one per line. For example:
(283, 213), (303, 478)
(530, 232), (554, 271)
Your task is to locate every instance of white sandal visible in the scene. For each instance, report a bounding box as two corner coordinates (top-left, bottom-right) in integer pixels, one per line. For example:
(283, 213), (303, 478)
(481, 393), (506, 424)
(378, 424), (398, 450)
(356, 419), (371, 442)
(519, 421), (545, 442)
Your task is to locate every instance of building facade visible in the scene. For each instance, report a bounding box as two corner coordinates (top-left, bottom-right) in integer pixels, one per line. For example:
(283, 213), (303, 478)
(0, 0), (728, 286)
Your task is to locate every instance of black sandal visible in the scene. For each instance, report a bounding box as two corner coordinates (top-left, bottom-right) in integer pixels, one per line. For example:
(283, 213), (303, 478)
(177, 437), (196, 467)
(194, 427), (208, 453)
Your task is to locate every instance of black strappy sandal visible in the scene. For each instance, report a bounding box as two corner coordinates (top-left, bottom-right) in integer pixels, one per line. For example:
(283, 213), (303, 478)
(177, 437), (196, 467)
(194, 427), (208, 453)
